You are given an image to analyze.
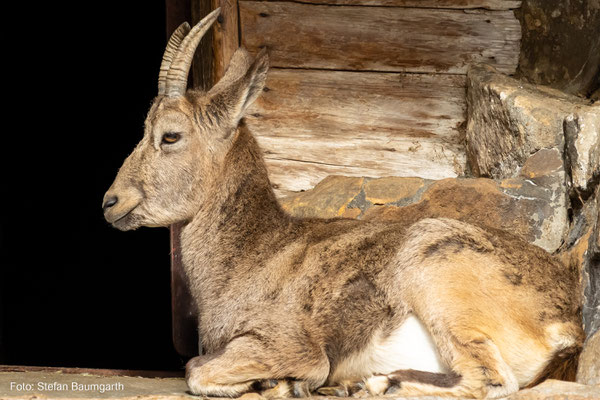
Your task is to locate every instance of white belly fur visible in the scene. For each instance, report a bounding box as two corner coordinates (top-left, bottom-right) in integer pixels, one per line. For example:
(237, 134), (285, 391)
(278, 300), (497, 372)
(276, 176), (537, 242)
(330, 314), (449, 382)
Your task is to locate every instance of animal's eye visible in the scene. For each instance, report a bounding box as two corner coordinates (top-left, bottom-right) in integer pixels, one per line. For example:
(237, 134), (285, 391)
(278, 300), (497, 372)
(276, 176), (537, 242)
(162, 132), (181, 144)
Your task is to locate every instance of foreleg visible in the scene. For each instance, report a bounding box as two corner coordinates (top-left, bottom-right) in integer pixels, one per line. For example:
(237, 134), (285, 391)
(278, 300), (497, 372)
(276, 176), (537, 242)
(186, 334), (328, 398)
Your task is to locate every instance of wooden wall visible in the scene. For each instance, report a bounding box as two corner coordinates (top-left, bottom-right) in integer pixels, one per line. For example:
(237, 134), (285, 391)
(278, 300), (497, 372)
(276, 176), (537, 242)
(237, 0), (522, 196)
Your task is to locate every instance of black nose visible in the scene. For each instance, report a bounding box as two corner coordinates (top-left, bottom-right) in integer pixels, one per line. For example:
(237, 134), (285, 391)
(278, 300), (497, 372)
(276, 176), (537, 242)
(103, 195), (118, 212)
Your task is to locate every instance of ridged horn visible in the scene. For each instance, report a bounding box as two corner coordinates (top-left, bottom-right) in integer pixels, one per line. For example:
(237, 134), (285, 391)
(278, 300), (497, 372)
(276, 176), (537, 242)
(158, 22), (191, 95)
(165, 8), (221, 97)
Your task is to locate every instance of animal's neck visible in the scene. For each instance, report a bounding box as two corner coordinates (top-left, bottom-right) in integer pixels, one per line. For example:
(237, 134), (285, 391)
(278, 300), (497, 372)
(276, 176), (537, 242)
(180, 121), (290, 287)
(187, 120), (286, 234)
(215, 120), (285, 225)
(180, 121), (294, 351)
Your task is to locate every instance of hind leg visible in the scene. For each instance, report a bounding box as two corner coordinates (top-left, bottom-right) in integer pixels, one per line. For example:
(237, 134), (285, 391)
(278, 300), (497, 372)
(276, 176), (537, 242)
(317, 371), (461, 398)
(362, 330), (518, 398)
(318, 330), (519, 398)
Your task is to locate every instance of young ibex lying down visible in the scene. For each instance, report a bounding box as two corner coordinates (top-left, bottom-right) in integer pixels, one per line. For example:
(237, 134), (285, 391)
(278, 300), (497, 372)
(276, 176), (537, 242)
(103, 9), (584, 399)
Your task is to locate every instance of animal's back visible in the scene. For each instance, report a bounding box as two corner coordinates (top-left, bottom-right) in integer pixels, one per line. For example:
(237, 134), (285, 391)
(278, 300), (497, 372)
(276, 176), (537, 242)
(257, 216), (583, 394)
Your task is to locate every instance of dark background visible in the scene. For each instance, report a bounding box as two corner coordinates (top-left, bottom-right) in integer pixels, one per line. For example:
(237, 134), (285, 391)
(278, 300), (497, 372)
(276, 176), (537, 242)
(0, 1), (186, 371)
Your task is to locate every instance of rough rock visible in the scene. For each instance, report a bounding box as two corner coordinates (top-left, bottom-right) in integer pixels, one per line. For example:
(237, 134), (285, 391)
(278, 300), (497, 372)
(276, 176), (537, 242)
(507, 379), (600, 400)
(281, 176), (364, 219)
(577, 330), (600, 386)
(515, 0), (600, 97)
(564, 111), (600, 193)
(362, 177), (425, 206)
(559, 184), (600, 338)
(466, 64), (600, 195)
(581, 186), (600, 337)
(282, 172), (568, 253)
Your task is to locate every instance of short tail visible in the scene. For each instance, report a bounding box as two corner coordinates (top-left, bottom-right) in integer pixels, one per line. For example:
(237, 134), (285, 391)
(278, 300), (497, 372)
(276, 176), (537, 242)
(526, 345), (581, 388)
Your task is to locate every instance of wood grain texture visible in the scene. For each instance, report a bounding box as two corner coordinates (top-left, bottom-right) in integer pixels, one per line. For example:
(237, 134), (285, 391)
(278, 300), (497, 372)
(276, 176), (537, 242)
(191, 0), (214, 90)
(212, 0), (240, 81)
(265, 0), (521, 10)
(240, 1), (521, 74)
(246, 69), (467, 194)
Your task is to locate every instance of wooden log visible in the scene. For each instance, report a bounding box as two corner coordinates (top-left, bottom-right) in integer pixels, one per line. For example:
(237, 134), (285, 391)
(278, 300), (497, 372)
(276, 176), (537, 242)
(262, 138), (465, 195)
(240, 1), (521, 74)
(246, 69), (467, 194)
(263, 0), (521, 10)
(211, 0), (240, 81)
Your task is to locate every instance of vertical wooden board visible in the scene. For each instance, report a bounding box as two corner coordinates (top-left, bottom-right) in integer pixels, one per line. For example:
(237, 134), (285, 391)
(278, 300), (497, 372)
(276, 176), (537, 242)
(271, 0), (521, 10)
(246, 69), (467, 194)
(240, 1), (521, 74)
(191, 0), (214, 90)
(212, 0), (240, 81)
(167, 0), (201, 359)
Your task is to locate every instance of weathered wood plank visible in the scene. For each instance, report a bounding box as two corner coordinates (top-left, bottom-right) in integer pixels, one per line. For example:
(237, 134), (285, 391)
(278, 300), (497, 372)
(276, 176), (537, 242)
(265, 0), (521, 10)
(246, 69), (467, 194)
(240, 1), (521, 74)
(211, 0), (240, 81)
(263, 137), (465, 195)
(191, 0), (214, 90)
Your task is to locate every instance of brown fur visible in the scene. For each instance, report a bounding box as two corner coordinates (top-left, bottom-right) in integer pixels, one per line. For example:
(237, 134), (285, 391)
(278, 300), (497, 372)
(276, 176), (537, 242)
(525, 345), (581, 387)
(103, 18), (584, 399)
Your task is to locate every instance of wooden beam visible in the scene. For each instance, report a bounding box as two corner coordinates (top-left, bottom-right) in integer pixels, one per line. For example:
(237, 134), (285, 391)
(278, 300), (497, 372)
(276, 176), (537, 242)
(246, 69), (467, 195)
(262, 0), (521, 10)
(240, 1), (521, 74)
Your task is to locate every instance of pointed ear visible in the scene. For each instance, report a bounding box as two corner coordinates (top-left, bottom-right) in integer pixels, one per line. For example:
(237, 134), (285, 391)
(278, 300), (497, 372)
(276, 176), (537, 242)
(208, 48), (269, 127)
(239, 48), (269, 113)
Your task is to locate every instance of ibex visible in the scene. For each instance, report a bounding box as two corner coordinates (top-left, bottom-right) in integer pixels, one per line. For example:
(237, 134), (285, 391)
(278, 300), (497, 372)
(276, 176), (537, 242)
(103, 9), (584, 399)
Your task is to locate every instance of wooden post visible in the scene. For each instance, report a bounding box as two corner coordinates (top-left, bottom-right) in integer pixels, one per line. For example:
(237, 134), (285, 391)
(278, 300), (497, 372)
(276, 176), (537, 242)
(191, 0), (238, 89)
(191, 0), (215, 90)
(168, 0), (240, 358)
(211, 0), (240, 82)
(167, 0), (200, 358)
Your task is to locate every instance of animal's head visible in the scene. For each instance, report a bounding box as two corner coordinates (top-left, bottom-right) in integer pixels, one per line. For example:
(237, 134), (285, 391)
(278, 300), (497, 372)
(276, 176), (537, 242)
(103, 9), (269, 230)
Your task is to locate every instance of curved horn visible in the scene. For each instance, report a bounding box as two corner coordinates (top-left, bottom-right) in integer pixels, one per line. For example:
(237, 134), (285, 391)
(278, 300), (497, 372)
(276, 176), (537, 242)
(165, 8), (221, 97)
(158, 22), (191, 95)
